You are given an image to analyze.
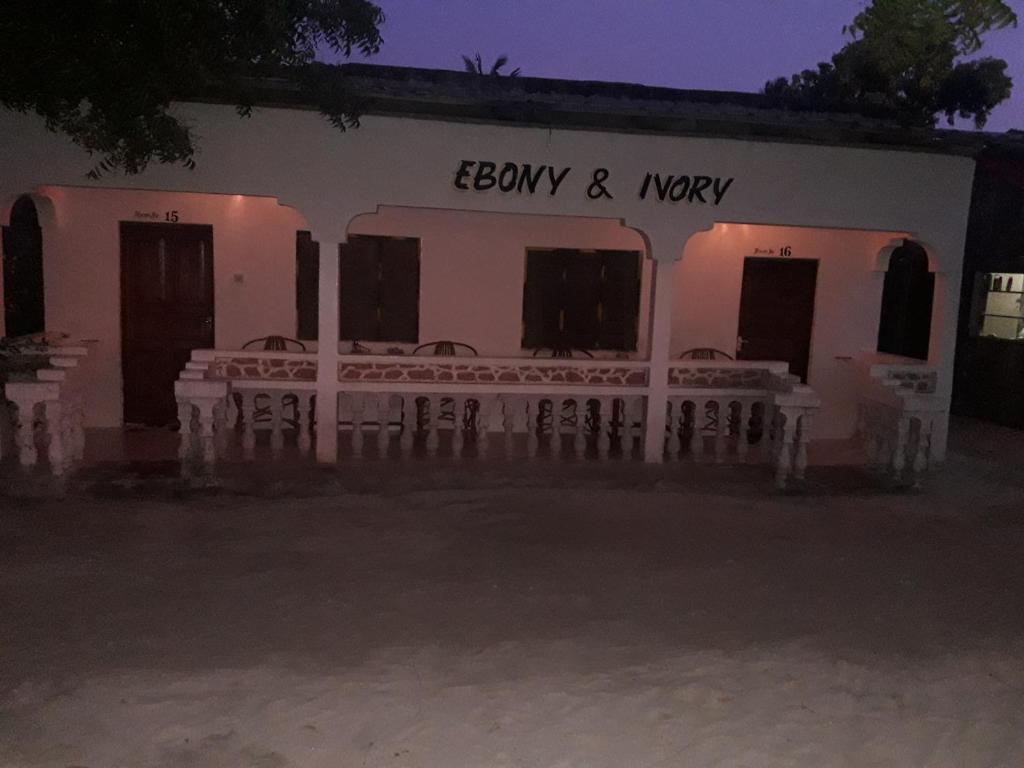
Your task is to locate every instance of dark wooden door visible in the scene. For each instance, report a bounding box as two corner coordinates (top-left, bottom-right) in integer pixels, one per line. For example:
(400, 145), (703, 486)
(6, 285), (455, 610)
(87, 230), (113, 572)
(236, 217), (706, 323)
(736, 258), (818, 382)
(121, 223), (214, 426)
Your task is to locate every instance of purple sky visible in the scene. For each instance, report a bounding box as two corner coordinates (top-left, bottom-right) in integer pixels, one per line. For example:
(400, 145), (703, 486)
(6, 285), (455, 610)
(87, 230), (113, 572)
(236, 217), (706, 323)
(351, 0), (1023, 132)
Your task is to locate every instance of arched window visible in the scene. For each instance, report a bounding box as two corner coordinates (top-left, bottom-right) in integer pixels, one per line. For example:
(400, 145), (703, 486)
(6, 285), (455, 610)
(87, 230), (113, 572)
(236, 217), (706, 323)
(2, 195), (45, 337)
(877, 240), (933, 360)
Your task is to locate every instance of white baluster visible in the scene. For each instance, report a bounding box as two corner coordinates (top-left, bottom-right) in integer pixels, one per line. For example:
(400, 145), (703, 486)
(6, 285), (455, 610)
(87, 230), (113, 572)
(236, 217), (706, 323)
(225, 394), (239, 433)
(297, 392), (313, 455)
(240, 392), (256, 459)
(526, 398), (540, 459)
(267, 393), (284, 455)
(573, 399), (587, 458)
(213, 398), (230, 457)
(714, 399), (727, 463)
(178, 401), (195, 462)
(665, 400), (680, 459)
(911, 416), (932, 488)
(476, 397), (492, 458)
(794, 412), (811, 481)
(736, 400), (750, 458)
(596, 398), (612, 459)
(689, 400), (704, 460)
(425, 396), (440, 457)
(197, 400), (217, 466)
(892, 416), (909, 482)
(502, 396), (517, 457)
(452, 396), (466, 459)
(71, 395), (86, 462)
(350, 394), (365, 458)
(60, 401), (76, 470)
(377, 394), (391, 455)
(628, 396), (643, 458)
(400, 396), (416, 456)
(774, 410), (794, 489)
(44, 400), (65, 475)
(13, 398), (39, 467)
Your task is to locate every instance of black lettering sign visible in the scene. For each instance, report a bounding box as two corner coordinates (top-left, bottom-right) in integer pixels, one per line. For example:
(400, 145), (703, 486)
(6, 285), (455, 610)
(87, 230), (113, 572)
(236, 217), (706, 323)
(474, 161), (498, 190)
(454, 160), (474, 190)
(452, 160), (572, 197)
(638, 171), (735, 206)
(453, 160), (736, 207)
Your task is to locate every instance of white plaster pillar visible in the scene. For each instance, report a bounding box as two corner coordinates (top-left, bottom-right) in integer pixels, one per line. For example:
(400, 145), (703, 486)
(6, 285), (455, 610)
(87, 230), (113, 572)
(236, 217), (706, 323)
(642, 250), (679, 463)
(313, 236), (341, 463)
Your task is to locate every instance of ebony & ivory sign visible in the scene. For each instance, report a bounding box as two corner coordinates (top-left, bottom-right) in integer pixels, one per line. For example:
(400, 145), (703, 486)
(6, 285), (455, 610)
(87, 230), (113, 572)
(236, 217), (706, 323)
(453, 160), (734, 206)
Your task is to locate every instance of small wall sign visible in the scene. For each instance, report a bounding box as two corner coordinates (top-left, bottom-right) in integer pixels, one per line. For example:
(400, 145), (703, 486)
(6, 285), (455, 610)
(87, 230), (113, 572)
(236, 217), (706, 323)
(133, 210), (181, 222)
(753, 246), (794, 257)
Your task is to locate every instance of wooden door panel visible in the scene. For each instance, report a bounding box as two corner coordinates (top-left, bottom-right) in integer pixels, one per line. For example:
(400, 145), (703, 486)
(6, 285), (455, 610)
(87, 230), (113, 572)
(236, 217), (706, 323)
(121, 223), (214, 426)
(736, 258), (818, 382)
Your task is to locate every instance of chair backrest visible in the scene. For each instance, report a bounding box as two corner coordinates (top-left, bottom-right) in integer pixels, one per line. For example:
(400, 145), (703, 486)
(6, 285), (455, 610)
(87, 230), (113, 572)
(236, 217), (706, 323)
(413, 340), (478, 357)
(242, 335), (307, 352)
(532, 346), (594, 359)
(678, 347), (733, 360)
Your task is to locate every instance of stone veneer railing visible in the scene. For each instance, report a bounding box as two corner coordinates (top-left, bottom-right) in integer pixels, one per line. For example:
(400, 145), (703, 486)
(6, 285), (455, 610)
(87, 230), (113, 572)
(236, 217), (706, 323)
(176, 350), (820, 488)
(853, 352), (944, 486)
(1, 345), (89, 476)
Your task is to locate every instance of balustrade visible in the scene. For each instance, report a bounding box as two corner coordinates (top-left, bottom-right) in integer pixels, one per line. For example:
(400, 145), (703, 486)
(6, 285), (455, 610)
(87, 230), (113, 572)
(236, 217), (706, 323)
(174, 350), (822, 489)
(0, 345), (88, 476)
(665, 360), (818, 488)
(853, 353), (943, 487)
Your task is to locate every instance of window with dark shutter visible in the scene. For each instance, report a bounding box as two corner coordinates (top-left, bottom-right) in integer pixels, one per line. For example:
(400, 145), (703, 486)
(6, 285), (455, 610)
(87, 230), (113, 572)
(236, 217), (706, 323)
(340, 235), (420, 343)
(522, 248), (641, 352)
(295, 231), (319, 340)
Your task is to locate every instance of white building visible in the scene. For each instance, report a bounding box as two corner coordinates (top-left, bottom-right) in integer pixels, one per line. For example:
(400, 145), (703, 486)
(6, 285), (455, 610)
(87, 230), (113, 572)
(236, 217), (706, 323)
(0, 65), (976, 485)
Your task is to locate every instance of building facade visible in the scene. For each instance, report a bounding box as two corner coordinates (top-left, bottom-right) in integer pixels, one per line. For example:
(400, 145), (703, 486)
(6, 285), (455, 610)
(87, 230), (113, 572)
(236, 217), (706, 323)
(0, 66), (978, 479)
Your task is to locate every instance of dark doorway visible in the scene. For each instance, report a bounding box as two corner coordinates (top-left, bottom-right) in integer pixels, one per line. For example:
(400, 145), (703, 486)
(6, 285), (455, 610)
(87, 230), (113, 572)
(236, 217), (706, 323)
(120, 222), (214, 426)
(2, 195), (45, 337)
(736, 257), (819, 382)
(877, 240), (934, 360)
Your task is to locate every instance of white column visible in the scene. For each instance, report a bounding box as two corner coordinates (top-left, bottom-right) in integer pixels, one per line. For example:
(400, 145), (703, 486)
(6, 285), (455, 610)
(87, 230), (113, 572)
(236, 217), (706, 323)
(643, 253), (678, 463)
(314, 237), (341, 463)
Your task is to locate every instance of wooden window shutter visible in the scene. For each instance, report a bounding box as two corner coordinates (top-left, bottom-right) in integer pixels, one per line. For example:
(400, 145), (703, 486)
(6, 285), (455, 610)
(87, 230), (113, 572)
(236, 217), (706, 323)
(339, 236), (381, 341)
(378, 238), (420, 343)
(295, 231), (319, 340)
(522, 249), (566, 348)
(598, 250), (641, 350)
(562, 250), (602, 349)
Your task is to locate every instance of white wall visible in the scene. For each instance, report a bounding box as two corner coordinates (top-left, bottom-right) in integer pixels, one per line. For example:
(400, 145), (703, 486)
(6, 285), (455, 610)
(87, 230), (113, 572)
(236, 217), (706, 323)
(35, 187), (306, 426)
(0, 103), (976, 444)
(676, 224), (909, 438)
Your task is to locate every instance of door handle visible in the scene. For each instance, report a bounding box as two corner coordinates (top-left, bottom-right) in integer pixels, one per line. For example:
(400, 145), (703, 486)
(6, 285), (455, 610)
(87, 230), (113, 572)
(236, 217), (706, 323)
(736, 336), (747, 351)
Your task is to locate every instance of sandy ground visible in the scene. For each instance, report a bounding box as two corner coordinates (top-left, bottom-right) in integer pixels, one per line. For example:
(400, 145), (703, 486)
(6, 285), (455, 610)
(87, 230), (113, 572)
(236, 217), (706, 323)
(1, 421), (1023, 767)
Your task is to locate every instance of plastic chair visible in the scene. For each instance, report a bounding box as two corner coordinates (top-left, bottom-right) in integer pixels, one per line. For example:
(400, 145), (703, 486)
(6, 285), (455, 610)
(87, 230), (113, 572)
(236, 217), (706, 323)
(678, 347), (733, 360)
(414, 340), (478, 356)
(242, 335), (307, 352)
(532, 346), (594, 359)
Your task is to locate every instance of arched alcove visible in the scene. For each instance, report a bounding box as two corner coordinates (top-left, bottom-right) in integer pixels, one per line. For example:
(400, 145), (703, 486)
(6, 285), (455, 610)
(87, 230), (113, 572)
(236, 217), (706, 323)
(2, 195), (45, 337)
(877, 239), (934, 360)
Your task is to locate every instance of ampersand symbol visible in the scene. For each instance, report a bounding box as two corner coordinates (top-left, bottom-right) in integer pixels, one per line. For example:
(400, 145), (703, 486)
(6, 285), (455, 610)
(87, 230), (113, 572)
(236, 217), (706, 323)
(587, 168), (614, 200)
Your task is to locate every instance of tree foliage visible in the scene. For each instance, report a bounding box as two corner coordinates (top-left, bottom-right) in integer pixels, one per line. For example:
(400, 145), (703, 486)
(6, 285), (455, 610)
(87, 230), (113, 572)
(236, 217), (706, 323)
(461, 53), (521, 78)
(764, 0), (1016, 128)
(0, 0), (385, 176)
